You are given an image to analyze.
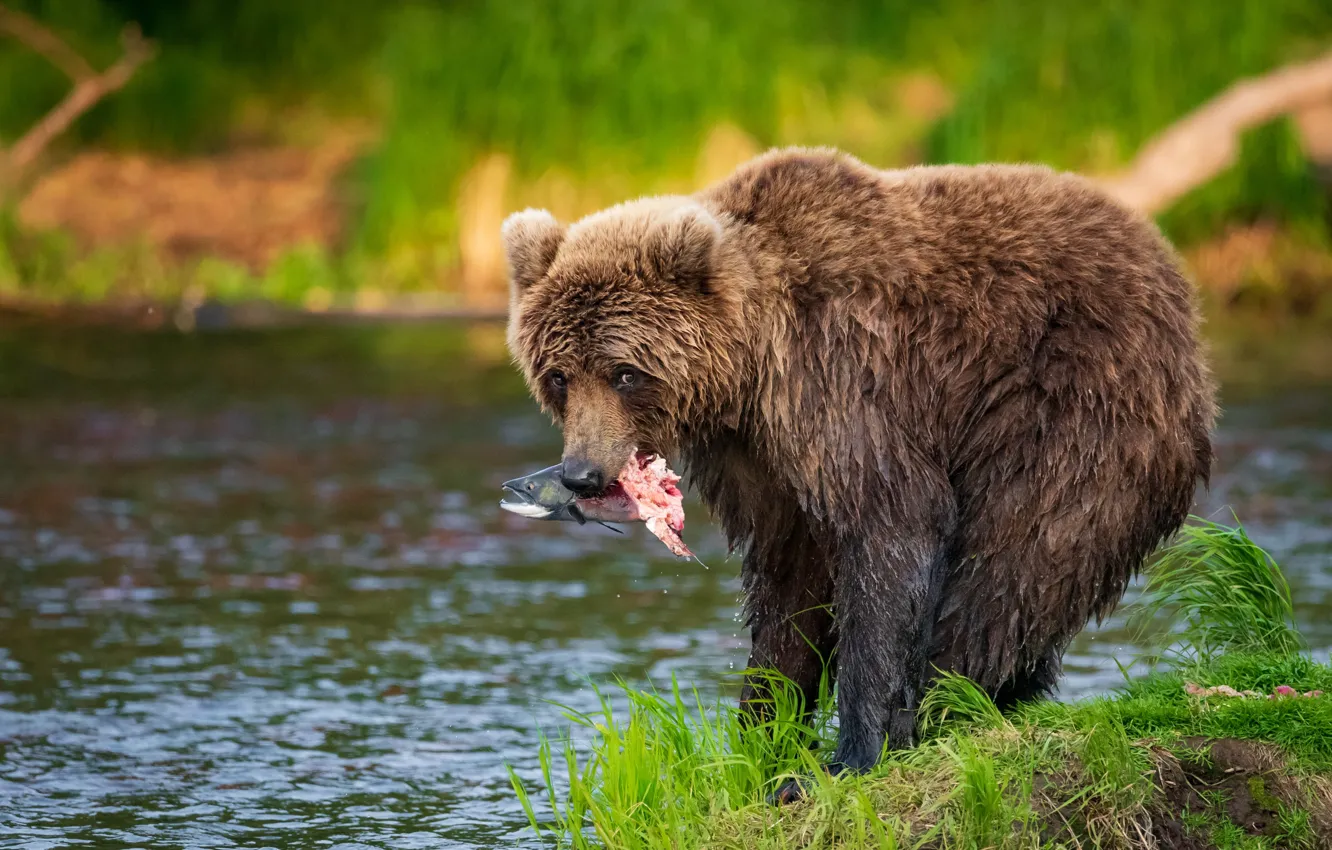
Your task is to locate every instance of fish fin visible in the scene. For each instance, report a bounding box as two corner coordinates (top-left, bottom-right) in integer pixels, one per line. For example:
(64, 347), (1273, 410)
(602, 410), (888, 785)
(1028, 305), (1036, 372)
(568, 504), (588, 525)
(595, 521), (625, 535)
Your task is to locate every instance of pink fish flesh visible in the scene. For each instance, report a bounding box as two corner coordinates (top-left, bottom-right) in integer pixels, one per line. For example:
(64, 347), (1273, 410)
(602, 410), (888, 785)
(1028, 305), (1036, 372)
(574, 452), (692, 558)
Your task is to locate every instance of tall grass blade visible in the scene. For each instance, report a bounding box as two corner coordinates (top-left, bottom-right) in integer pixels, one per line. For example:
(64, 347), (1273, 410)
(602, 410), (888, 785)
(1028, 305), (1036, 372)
(918, 670), (1007, 738)
(1136, 517), (1302, 661)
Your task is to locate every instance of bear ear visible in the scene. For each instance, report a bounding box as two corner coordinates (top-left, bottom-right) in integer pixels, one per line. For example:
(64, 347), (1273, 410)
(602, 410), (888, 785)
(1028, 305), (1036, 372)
(502, 209), (566, 291)
(648, 205), (722, 291)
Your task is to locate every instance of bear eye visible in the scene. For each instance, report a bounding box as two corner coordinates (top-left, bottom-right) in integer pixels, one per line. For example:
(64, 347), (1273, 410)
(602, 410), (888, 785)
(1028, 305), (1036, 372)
(611, 366), (641, 391)
(547, 371), (567, 392)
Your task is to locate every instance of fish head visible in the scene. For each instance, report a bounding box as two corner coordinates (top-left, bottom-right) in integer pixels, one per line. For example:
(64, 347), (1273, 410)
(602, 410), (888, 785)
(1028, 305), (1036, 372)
(499, 464), (581, 521)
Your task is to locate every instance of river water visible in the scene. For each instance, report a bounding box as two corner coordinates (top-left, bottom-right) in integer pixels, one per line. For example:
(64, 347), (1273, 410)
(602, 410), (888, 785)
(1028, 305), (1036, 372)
(0, 317), (1328, 849)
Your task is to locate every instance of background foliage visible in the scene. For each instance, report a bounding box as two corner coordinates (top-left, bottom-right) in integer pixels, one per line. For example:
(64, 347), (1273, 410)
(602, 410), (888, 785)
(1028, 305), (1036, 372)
(1, 0), (1330, 302)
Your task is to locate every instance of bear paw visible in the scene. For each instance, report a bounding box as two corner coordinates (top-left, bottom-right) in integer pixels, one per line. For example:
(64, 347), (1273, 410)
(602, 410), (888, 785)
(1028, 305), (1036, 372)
(766, 776), (811, 806)
(766, 761), (847, 806)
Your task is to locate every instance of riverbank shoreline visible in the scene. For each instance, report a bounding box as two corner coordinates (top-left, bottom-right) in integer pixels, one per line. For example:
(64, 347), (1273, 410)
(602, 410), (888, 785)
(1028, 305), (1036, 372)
(1, 287), (1328, 336)
(0, 293), (508, 331)
(515, 656), (1332, 850)
(510, 524), (1332, 850)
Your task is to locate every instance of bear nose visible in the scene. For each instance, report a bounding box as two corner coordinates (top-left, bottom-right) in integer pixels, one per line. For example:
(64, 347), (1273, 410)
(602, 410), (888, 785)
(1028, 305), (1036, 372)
(560, 459), (606, 495)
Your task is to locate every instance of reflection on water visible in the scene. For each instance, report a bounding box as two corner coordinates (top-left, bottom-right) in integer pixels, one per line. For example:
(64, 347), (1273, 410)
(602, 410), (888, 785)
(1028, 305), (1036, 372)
(0, 318), (1328, 848)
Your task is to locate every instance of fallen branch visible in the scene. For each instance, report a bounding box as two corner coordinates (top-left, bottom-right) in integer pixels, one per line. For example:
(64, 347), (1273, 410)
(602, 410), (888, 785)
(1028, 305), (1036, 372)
(0, 4), (93, 81)
(0, 5), (154, 182)
(1102, 52), (1332, 215)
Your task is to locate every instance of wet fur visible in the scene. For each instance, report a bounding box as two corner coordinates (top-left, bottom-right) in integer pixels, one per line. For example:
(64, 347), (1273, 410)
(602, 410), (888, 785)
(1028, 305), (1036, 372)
(504, 147), (1216, 773)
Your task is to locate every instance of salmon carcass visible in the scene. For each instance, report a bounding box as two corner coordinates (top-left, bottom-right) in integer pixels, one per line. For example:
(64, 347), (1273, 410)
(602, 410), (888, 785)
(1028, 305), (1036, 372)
(593, 452), (690, 558)
(499, 451), (693, 558)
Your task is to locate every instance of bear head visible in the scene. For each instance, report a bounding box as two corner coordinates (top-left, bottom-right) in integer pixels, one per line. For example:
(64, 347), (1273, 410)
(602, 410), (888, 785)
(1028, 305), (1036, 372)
(503, 196), (751, 494)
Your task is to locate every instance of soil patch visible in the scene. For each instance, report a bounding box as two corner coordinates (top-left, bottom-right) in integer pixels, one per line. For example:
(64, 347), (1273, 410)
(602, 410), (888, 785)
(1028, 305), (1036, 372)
(17, 130), (369, 270)
(1149, 738), (1332, 849)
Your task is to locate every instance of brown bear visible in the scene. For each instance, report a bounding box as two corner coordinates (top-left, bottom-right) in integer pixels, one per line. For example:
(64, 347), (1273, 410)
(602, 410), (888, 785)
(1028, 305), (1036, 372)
(502, 146), (1215, 794)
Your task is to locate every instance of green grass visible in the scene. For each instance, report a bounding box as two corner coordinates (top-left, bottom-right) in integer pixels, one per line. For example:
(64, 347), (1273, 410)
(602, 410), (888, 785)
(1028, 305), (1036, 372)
(361, 0), (1332, 279)
(1135, 518), (1305, 663)
(508, 521), (1332, 848)
(0, 209), (355, 307)
(0, 0), (390, 153)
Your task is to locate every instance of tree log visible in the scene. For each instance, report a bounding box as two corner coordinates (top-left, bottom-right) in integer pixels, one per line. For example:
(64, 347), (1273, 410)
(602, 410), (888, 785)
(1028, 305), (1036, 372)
(0, 4), (94, 82)
(1101, 52), (1332, 215)
(0, 6), (154, 182)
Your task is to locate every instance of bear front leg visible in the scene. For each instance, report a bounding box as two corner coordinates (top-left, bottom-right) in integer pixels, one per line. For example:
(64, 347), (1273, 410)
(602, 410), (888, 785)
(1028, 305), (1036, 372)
(830, 521), (952, 773)
(738, 527), (836, 731)
(766, 520), (950, 806)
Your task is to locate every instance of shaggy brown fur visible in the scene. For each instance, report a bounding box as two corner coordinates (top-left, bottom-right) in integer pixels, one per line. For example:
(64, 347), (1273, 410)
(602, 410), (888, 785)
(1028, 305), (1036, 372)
(503, 147), (1216, 786)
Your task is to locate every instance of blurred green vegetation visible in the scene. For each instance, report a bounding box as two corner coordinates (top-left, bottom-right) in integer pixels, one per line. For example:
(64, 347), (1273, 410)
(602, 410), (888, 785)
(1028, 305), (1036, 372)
(0, 0), (1330, 308)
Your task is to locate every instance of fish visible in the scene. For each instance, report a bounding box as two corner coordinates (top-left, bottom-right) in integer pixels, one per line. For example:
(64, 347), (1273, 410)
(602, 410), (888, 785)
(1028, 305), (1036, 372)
(499, 454), (694, 558)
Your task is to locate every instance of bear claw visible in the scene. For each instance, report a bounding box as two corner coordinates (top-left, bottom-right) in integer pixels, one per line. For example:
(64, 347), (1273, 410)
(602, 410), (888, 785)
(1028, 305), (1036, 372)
(767, 777), (810, 806)
(767, 762), (846, 805)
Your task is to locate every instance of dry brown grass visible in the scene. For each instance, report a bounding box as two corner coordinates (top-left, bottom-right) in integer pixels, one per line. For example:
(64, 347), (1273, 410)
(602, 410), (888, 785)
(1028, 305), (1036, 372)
(17, 128), (371, 270)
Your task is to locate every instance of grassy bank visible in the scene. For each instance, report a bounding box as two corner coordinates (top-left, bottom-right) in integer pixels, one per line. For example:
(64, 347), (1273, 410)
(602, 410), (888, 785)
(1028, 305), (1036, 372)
(508, 522), (1332, 849)
(0, 2), (1330, 311)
